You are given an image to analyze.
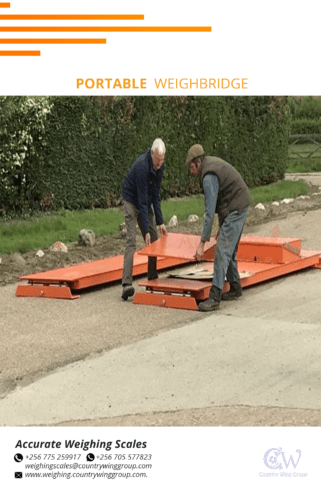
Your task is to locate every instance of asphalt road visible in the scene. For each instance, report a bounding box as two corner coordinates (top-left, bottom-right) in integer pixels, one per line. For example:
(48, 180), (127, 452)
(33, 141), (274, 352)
(0, 266), (320, 426)
(1, 173), (321, 427)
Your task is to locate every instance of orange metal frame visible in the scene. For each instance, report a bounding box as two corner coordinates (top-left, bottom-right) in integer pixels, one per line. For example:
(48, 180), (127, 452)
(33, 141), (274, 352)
(15, 233), (321, 304)
(132, 234), (321, 311)
(134, 278), (211, 311)
(15, 252), (190, 300)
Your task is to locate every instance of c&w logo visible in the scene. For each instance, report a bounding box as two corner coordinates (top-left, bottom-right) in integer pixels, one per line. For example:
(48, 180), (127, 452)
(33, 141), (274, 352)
(263, 448), (301, 470)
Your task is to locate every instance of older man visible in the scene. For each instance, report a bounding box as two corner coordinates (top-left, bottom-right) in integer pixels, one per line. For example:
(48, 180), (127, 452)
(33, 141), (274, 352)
(121, 138), (167, 300)
(186, 144), (251, 311)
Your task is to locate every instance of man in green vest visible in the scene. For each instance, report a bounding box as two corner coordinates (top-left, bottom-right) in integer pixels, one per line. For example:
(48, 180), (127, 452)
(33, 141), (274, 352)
(186, 144), (251, 312)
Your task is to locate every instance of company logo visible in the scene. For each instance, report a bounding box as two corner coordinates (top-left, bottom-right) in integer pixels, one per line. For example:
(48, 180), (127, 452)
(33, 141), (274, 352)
(263, 447), (301, 470)
(259, 447), (308, 478)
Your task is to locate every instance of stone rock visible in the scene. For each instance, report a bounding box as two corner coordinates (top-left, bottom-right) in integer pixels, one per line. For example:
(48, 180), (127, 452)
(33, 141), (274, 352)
(36, 250), (45, 258)
(188, 214), (199, 222)
(77, 229), (96, 247)
(271, 201), (280, 206)
(297, 195), (310, 200)
(255, 203), (266, 211)
(168, 215), (178, 227)
(119, 222), (126, 236)
(12, 253), (26, 266)
(281, 198), (294, 204)
(50, 241), (68, 253)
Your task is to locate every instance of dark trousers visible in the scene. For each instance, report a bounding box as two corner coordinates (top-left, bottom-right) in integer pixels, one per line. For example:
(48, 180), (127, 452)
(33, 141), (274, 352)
(122, 200), (158, 286)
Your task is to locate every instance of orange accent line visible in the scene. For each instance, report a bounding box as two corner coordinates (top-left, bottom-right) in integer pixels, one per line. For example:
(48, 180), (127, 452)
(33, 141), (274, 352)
(0, 38), (106, 44)
(0, 50), (40, 55)
(0, 26), (211, 32)
(0, 14), (144, 20)
(0, 3), (10, 7)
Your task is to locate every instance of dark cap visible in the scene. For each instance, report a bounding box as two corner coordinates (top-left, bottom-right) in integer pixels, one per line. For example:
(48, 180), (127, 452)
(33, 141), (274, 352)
(186, 144), (205, 165)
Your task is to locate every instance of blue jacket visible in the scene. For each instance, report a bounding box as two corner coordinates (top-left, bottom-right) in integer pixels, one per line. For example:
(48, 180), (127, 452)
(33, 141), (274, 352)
(121, 149), (164, 234)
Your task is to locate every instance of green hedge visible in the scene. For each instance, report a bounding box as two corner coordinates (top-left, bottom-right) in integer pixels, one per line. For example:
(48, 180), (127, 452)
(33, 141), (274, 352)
(290, 96), (321, 120)
(1, 96), (290, 213)
(290, 118), (321, 135)
(289, 96), (321, 135)
(207, 97), (290, 186)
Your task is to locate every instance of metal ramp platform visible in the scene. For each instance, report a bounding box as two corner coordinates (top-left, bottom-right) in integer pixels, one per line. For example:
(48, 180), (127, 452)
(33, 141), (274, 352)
(15, 252), (191, 300)
(15, 233), (321, 305)
(133, 233), (321, 310)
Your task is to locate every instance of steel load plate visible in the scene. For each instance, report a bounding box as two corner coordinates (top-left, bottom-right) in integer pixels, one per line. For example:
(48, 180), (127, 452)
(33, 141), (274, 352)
(138, 233), (216, 261)
(133, 234), (321, 310)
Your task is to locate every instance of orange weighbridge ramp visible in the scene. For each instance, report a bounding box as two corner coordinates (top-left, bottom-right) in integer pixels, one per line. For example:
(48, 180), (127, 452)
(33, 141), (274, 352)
(132, 233), (321, 310)
(15, 250), (191, 300)
(15, 233), (320, 306)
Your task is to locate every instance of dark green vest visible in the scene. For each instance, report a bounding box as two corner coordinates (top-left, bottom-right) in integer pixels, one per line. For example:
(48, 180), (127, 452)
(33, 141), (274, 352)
(200, 156), (251, 226)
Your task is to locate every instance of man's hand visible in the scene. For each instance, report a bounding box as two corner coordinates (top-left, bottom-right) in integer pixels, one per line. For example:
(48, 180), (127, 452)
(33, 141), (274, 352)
(159, 223), (167, 235)
(145, 232), (151, 246)
(195, 241), (205, 261)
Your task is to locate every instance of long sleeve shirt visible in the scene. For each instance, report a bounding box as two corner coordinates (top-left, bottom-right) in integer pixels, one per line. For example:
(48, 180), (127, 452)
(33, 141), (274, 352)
(121, 149), (164, 234)
(201, 173), (219, 242)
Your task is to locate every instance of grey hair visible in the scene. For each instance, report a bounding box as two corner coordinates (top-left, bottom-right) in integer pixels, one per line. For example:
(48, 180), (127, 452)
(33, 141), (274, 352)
(151, 138), (166, 155)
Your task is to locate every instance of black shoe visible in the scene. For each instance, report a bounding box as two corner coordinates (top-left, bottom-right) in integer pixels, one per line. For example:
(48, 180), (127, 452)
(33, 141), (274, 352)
(222, 281), (242, 301)
(199, 286), (221, 312)
(198, 297), (220, 312)
(122, 285), (135, 301)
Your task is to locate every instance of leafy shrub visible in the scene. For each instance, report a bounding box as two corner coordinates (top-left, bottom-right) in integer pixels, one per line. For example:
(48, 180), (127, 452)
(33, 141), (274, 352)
(0, 96), (290, 214)
(290, 118), (321, 135)
(0, 96), (52, 213)
(290, 96), (321, 120)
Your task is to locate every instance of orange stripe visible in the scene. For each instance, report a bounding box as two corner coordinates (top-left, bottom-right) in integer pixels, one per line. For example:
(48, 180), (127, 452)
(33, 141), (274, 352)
(0, 3), (10, 7)
(0, 14), (144, 20)
(0, 26), (212, 32)
(0, 50), (40, 55)
(0, 38), (106, 43)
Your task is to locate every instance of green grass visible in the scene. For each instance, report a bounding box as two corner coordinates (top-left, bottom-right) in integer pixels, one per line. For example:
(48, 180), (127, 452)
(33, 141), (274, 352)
(287, 158), (321, 173)
(250, 179), (310, 204)
(161, 195), (204, 224)
(0, 208), (123, 255)
(0, 179), (313, 255)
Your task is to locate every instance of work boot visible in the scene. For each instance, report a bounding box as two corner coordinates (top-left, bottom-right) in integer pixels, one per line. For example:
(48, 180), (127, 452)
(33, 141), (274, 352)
(147, 256), (158, 280)
(198, 286), (221, 312)
(121, 285), (135, 301)
(222, 281), (242, 301)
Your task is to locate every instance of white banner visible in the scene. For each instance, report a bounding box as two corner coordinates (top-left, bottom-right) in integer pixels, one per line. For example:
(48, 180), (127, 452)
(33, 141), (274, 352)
(0, 427), (319, 492)
(0, 0), (319, 94)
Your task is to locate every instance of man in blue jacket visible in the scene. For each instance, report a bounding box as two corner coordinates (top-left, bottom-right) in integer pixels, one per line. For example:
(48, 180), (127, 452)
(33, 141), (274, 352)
(121, 138), (167, 300)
